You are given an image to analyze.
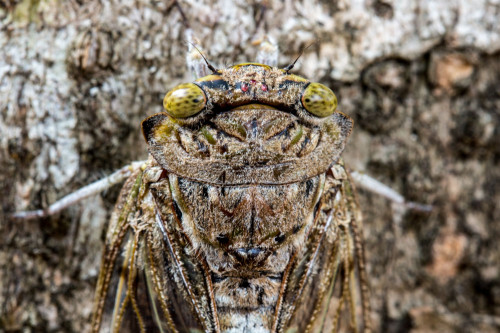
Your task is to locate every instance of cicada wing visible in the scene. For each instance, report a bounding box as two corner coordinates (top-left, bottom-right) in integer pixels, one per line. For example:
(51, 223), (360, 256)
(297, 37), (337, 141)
(280, 164), (371, 333)
(90, 165), (192, 333)
(106, 232), (163, 333)
(90, 167), (164, 333)
(90, 167), (148, 332)
(148, 176), (220, 332)
(324, 173), (371, 333)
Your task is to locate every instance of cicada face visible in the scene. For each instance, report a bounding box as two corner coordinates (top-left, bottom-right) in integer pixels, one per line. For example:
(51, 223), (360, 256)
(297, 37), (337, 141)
(92, 62), (370, 333)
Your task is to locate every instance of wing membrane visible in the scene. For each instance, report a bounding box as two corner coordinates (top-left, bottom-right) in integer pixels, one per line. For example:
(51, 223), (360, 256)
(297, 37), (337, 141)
(91, 160), (371, 333)
(279, 163), (371, 333)
(91, 167), (145, 332)
(91, 163), (210, 333)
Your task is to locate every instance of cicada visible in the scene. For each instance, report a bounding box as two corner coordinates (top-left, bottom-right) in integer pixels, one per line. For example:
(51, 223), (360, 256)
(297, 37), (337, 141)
(90, 45), (371, 333)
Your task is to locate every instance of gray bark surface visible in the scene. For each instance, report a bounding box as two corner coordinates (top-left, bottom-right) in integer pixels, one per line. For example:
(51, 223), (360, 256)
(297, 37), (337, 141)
(1, 0), (499, 331)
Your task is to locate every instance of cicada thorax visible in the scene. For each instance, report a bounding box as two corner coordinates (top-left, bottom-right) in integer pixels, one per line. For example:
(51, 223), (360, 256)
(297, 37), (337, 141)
(143, 162), (364, 333)
(166, 173), (324, 331)
(145, 165), (351, 332)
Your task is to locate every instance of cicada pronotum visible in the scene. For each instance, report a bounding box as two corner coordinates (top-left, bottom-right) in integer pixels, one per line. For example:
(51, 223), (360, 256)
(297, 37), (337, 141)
(86, 38), (372, 333)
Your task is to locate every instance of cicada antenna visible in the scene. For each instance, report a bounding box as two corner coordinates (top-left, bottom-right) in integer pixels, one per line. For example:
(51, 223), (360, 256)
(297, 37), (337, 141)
(188, 42), (220, 74)
(282, 41), (318, 73)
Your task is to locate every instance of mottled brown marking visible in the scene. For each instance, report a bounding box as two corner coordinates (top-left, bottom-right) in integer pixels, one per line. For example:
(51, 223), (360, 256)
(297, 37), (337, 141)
(92, 63), (371, 333)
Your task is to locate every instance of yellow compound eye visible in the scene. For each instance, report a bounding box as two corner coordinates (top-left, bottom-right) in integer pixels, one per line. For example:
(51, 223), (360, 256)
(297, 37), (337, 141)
(301, 83), (338, 117)
(163, 83), (206, 118)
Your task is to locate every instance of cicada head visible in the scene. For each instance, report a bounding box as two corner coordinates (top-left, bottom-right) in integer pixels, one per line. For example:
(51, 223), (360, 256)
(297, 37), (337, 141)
(142, 63), (352, 185)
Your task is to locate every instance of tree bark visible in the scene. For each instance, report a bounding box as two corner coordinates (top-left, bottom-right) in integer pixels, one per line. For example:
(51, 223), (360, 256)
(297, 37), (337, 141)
(1, 0), (499, 331)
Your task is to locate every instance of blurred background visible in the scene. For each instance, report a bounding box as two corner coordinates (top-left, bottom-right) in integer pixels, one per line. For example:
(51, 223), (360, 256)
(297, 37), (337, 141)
(1, 0), (499, 331)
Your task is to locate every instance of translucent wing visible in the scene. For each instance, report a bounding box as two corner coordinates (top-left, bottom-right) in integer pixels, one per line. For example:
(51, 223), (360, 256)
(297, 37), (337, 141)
(90, 165), (152, 333)
(326, 164), (371, 333)
(90, 162), (213, 333)
(278, 162), (371, 333)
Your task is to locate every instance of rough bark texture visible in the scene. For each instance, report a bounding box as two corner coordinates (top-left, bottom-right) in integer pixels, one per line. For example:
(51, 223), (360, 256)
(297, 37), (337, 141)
(1, 0), (499, 332)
